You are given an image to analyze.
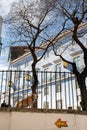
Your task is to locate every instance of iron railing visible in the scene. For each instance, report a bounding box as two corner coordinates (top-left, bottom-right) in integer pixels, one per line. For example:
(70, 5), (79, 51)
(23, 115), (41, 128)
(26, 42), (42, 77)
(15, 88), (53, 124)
(0, 70), (81, 110)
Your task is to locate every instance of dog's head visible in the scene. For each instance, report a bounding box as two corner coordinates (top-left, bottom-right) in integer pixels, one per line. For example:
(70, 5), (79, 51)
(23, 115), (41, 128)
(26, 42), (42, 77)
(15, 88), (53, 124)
(32, 93), (38, 100)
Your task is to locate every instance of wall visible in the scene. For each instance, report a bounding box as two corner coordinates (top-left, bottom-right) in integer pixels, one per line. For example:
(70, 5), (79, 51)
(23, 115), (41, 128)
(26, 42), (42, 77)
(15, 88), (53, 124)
(0, 109), (87, 130)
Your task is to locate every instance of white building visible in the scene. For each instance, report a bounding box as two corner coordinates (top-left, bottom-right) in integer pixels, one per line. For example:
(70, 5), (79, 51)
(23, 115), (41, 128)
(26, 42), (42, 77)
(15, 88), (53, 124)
(8, 22), (87, 110)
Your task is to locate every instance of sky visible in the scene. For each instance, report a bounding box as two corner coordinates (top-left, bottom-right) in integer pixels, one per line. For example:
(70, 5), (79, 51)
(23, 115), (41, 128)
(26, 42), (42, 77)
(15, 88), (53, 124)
(0, 0), (14, 70)
(0, 0), (40, 70)
(0, 0), (14, 16)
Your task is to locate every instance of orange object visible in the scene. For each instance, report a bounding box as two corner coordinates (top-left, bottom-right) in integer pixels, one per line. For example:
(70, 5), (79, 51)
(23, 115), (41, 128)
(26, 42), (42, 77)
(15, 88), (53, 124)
(16, 93), (37, 108)
(55, 118), (68, 128)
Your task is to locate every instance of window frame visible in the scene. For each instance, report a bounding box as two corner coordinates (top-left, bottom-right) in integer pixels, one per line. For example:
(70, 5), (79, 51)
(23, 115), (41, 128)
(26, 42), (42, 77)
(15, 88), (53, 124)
(44, 86), (49, 96)
(73, 55), (80, 70)
(55, 63), (61, 79)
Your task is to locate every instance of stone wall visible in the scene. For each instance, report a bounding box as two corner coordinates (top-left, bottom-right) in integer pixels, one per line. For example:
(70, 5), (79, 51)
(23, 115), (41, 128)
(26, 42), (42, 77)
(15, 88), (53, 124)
(0, 108), (87, 130)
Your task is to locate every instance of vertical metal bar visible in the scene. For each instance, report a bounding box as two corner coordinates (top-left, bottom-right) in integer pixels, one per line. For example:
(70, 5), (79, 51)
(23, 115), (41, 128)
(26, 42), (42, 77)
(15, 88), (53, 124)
(75, 75), (78, 109)
(59, 72), (62, 109)
(46, 71), (48, 109)
(64, 72), (67, 109)
(36, 70), (38, 108)
(12, 70), (14, 107)
(8, 70), (12, 107)
(71, 73), (74, 110)
(17, 70), (20, 107)
(27, 71), (29, 107)
(50, 71), (52, 109)
(41, 71), (43, 109)
(5, 70), (9, 104)
(22, 70), (25, 107)
(4, 71), (8, 103)
(68, 72), (71, 107)
(13, 70), (16, 107)
(55, 71), (57, 109)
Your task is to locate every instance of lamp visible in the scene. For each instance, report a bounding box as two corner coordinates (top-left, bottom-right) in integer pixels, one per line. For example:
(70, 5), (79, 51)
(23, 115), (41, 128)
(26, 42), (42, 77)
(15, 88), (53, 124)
(8, 81), (12, 87)
(26, 74), (31, 81)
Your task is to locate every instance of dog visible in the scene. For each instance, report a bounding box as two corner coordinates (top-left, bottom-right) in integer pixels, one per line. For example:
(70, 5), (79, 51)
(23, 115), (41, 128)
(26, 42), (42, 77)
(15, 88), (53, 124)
(16, 93), (37, 108)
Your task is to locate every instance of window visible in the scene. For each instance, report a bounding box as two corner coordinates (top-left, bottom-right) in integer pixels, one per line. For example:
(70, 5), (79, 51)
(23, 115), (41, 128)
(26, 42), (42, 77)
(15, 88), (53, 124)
(69, 40), (76, 51)
(43, 68), (50, 82)
(72, 40), (76, 45)
(55, 64), (61, 79)
(73, 56), (80, 69)
(15, 79), (19, 90)
(55, 45), (61, 53)
(44, 86), (49, 95)
(15, 70), (22, 79)
(44, 50), (49, 59)
(17, 64), (20, 70)
(56, 63), (61, 72)
(25, 61), (29, 67)
(56, 84), (61, 93)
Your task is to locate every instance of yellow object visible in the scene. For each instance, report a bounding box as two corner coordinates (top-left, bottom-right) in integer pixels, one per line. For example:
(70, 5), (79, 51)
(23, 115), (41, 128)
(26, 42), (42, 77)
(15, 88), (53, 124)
(55, 118), (68, 128)
(63, 61), (68, 68)
(26, 74), (31, 81)
(8, 81), (12, 87)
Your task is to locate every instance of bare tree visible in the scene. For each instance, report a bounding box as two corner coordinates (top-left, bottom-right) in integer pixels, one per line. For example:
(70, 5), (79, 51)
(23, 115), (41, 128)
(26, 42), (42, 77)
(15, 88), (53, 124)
(5, 0), (87, 110)
(52, 0), (87, 110)
(5, 0), (64, 103)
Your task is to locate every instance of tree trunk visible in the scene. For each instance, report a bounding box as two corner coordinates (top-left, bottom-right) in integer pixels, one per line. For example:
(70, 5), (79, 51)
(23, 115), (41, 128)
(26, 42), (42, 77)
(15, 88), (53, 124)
(31, 62), (38, 108)
(77, 75), (87, 110)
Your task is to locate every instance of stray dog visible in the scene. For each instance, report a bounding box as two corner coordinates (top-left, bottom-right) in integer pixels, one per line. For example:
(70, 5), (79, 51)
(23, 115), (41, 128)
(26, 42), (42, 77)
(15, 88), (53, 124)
(16, 93), (37, 108)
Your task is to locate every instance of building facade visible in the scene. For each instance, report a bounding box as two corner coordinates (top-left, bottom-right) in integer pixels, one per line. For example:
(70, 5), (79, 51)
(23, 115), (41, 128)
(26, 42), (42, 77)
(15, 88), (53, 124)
(8, 22), (87, 110)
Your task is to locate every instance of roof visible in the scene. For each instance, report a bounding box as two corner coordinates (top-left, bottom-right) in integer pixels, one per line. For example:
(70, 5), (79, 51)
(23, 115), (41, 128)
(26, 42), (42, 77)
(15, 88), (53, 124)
(10, 46), (28, 61)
